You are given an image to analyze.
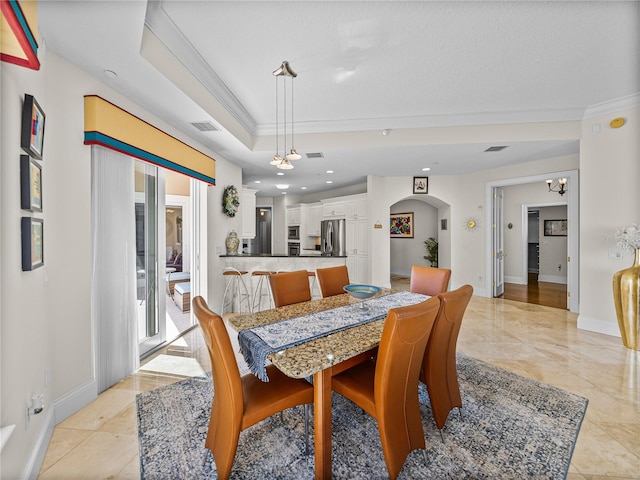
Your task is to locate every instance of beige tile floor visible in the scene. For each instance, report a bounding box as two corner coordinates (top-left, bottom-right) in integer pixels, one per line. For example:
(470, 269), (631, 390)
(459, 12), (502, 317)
(39, 282), (640, 479)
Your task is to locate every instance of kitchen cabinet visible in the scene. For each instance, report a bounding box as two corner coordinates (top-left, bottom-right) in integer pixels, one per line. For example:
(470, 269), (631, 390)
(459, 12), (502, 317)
(305, 202), (323, 236)
(240, 187), (257, 239)
(287, 206), (301, 225)
(346, 195), (367, 220)
(346, 218), (368, 283)
(322, 200), (346, 219)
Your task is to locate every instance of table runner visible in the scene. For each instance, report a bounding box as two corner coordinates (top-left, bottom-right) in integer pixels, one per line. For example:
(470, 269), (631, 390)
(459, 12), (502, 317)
(238, 291), (428, 381)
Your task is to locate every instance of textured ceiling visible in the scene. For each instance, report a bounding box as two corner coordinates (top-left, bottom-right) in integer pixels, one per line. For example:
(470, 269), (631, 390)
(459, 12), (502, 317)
(38, 1), (639, 197)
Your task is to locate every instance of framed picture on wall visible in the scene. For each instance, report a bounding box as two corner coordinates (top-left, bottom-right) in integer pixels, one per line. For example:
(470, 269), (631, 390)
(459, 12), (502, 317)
(544, 219), (567, 236)
(20, 155), (42, 211)
(390, 212), (414, 238)
(21, 217), (44, 271)
(21, 94), (46, 160)
(413, 176), (428, 194)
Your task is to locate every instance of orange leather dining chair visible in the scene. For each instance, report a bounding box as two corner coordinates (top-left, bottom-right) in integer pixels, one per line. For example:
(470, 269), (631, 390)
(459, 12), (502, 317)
(409, 265), (452, 296)
(269, 270), (312, 307)
(420, 284), (473, 439)
(316, 264), (350, 298)
(192, 296), (314, 480)
(332, 296), (442, 479)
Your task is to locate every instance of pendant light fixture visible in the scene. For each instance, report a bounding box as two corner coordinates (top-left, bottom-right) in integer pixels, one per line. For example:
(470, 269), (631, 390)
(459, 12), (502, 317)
(271, 61), (301, 169)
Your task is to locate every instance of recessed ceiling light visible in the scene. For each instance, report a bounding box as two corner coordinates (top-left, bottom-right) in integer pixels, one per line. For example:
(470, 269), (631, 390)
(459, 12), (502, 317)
(282, 192), (287, 195)
(326, 180), (333, 184)
(276, 184), (289, 189)
(104, 69), (117, 79)
(326, 170), (334, 174)
(422, 167), (431, 172)
(277, 172), (284, 176)
(254, 180), (261, 184)
(301, 186), (307, 190)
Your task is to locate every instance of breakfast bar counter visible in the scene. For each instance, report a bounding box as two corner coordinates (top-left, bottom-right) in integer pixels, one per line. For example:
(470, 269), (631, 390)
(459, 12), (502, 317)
(220, 253), (346, 273)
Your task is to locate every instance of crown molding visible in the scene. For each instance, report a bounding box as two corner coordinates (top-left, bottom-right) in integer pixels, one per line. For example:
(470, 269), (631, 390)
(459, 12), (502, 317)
(583, 93), (640, 119)
(144, 1), (257, 134)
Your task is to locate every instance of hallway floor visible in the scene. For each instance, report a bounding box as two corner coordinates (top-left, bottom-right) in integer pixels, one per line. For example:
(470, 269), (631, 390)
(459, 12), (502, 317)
(38, 285), (639, 479)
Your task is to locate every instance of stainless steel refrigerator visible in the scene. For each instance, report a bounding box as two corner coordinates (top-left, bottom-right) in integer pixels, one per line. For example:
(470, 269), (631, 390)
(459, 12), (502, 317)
(321, 219), (346, 256)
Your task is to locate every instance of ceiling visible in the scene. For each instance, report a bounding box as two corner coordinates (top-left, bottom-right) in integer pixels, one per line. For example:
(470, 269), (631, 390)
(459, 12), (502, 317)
(37, 1), (639, 197)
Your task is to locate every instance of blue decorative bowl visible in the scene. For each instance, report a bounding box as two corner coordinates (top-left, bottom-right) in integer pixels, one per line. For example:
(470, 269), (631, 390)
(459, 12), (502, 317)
(343, 284), (380, 300)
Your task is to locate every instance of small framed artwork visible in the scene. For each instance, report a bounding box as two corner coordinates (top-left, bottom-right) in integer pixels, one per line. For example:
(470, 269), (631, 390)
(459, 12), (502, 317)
(21, 94), (46, 160)
(21, 217), (44, 271)
(544, 219), (567, 236)
(390, 212), (414, 238)
(20, 155), (42, 211)
(441, 219), (448, 231)
(413, 177), (428, 194)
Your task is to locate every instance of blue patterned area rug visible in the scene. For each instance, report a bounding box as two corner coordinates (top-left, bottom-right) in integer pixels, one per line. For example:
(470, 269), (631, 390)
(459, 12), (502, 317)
(136, 354), (587, 479)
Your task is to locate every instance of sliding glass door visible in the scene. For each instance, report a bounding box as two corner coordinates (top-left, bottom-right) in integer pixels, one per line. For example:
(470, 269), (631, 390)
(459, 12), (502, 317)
(136, 161), (167, 356)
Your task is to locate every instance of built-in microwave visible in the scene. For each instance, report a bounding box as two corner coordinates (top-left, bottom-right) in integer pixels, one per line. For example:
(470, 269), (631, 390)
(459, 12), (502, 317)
(288, 225), (300, 240)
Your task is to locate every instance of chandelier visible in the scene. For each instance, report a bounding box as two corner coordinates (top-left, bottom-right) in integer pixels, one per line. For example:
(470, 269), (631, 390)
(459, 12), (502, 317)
(270, 61), (301, 170)
(546, 178), (567, 196)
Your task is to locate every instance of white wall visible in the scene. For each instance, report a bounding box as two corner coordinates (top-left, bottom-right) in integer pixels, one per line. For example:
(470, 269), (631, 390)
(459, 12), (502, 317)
(578, 103), (640, 337)
(368, 154), (579, 297)
(390, 199), (438, 276)
(1, 50), (243, 478)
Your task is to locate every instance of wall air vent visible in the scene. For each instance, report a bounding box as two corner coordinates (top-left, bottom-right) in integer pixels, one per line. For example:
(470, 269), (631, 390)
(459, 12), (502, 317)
(190, 121), (219, 132)
(306, 152), (324, 158)
(484, 146), (508, 152)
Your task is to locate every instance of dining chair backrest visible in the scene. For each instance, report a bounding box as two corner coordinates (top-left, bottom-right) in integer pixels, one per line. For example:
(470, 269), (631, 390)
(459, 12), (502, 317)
(316, 265), (350, 297)
(420, 284), (473, 430)
(409, 265), (451, 297)
(269, 270), (312, 307)
(192, 296), (243, 475)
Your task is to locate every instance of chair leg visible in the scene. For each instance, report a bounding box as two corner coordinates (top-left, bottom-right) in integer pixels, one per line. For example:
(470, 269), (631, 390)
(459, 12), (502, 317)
(439, 428), (445, 443)
(458, 407), (463, 419)
(304, 403), (310, 456)
(423, 449), (428, 466)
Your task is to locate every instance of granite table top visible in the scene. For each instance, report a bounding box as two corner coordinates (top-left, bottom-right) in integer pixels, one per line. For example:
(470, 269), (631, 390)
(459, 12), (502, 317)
(228, 290), (397, 379)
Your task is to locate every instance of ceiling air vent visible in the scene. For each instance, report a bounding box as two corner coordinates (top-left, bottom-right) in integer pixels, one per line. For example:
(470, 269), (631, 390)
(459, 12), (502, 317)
(306, 152), (324, 159)
(190, 121), (219, 132)
(484, 146), (508, 152)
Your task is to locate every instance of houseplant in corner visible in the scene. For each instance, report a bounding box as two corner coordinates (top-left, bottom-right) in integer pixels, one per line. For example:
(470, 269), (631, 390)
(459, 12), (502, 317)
(612, 224), (640, 350)
(423, 237), (438, 267)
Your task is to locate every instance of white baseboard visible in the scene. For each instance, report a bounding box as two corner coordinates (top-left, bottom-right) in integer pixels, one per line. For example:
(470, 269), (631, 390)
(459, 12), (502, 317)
(21, 409), (55, 480)
(538, 275), (567, 285)
(504, 276), (526, 285)
(53, 379), (97, 424)
(577, 315), (621, 338)
(21, 379), (97, 479)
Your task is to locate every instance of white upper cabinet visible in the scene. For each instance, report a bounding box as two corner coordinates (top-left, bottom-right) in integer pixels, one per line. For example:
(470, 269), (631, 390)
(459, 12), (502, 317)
(287, 206), (301, 225)
(322, 200), (346, 219)
(345, 195), (367, 220)
(304, 202), (323, 236)
(240, 187), (257, 239)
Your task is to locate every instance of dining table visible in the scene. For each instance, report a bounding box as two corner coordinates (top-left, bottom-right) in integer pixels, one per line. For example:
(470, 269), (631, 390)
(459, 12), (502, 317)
(227, 288), (429, 479)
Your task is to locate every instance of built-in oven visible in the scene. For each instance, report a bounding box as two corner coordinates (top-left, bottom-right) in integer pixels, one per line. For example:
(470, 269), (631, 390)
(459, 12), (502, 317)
(288, 225), (300, 240)
(288, 242), (300, 256)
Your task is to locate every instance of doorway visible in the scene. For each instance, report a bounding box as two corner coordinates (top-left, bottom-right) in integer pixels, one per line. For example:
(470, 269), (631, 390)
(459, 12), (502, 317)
(250, 207), (272, 254)
(486, 169), (578, 313)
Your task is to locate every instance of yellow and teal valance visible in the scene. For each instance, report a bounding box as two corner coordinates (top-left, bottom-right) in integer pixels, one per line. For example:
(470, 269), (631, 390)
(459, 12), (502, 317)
(84, 95), (215, 185)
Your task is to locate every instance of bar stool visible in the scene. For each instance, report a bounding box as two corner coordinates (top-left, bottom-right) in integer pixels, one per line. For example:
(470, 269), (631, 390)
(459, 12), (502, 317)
(307, 271), (319, 299)
(251, 270), (274, 312)
(221, 267), (252, 314)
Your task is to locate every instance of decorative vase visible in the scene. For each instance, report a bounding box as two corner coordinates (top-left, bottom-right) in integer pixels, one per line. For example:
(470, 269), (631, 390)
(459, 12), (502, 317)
(225, 230), (239, 256)
(612, 248), (640, 350)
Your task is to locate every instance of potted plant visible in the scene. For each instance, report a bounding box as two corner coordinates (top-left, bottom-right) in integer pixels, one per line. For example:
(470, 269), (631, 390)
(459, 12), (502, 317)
(423, 237), (438, 267)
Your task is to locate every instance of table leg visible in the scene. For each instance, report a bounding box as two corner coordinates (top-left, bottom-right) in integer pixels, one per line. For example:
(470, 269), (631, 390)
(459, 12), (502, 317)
(314, 368), (332, 480)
